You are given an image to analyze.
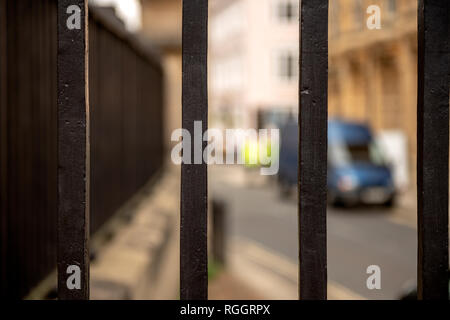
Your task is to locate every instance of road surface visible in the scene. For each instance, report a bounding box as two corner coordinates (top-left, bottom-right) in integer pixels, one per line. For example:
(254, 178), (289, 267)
(210, 166), (417, 300)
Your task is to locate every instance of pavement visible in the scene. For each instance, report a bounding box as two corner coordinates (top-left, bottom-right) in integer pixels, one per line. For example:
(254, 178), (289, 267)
(209, 165), (420, 300)
(209, 270), (263, 300)
(89, 167), (181, 300)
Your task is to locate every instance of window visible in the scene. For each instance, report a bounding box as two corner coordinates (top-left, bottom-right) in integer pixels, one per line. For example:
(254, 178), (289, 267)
(330, 1), (340, 36)
(353, 0), (363, 30)
(275, 0), (299, 23)
(387, 0), (397, 14)
(212, 57), (243, 91)
(277, 50), (298, 82)
(329, 143), (387, 166)
(211, 2), (244, 42)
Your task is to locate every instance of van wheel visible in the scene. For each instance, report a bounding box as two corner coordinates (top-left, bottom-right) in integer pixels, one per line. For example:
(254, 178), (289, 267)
(383, 196), (395, 207)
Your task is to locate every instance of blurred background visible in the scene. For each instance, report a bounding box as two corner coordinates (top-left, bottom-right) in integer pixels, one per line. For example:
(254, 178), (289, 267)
(205, 0), (420, 300)
(3, 0), (445, 300)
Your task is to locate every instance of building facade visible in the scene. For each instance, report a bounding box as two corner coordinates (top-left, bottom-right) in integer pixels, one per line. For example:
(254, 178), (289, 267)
(142, 0), (419, 186)
(211, 0), (418, 185)
(329, 0), (417, 185)
(210, 0), (300, 130)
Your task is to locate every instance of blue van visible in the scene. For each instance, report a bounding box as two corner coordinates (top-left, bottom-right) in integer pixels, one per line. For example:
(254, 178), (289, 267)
(278, 119), (396, 206)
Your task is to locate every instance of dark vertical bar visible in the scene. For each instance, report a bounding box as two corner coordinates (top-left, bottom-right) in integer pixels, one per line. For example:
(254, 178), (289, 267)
(0, 0), (8, 298)
(181, 0), (208, 300)
(212, 200), (226, 265)
(40, 0), (50, 280)
(7, 0), (18, 298)
(417, 0), (449, 300)
(57, 0), (89, 300)
(49, 0), (58, 282)
(17, 0), (32, 298)
(30, 0), (39, 288)
(88, 18), (96, 232)
(298, 0), (328, 300)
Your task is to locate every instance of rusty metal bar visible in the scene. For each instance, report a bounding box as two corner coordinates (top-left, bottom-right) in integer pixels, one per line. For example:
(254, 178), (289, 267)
(181, 0), (208, 300)
(298, 0), (329, 300)
(417, 0), (449, 300)
(57, 0), (89, 300)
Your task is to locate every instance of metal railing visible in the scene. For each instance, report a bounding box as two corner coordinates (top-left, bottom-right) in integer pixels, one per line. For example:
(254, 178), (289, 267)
(180, 0), (449, 300)
(0, 0), (448, 301)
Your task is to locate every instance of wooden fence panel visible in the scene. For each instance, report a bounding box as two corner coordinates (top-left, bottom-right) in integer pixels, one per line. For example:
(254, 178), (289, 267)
(0, 0), (164, 299)
(0, 0), (9, 299)
(0, 0), (58, 299)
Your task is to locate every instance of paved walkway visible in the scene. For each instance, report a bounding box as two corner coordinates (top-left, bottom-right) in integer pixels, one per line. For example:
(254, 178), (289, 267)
(90, 167), (180, 300)
(209, 271), (263, 300)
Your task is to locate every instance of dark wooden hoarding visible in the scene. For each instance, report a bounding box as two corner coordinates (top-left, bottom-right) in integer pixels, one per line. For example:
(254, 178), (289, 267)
(0, 0), (8, 299)
(1, 0), (163, 299)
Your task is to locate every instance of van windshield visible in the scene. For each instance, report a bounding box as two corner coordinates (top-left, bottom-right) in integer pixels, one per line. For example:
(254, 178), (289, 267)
(329, 142), (386, 166)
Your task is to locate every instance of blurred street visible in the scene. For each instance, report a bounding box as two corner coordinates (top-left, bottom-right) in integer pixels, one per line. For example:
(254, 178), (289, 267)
(210, 165), (417, 300)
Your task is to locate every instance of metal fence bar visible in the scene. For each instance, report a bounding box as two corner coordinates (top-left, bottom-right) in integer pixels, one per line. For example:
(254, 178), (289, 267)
(417, 0), (449, 300)
(57, 0), (89, 300)
(181, 0), (208, 300)
(298, 0), (329, 300)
